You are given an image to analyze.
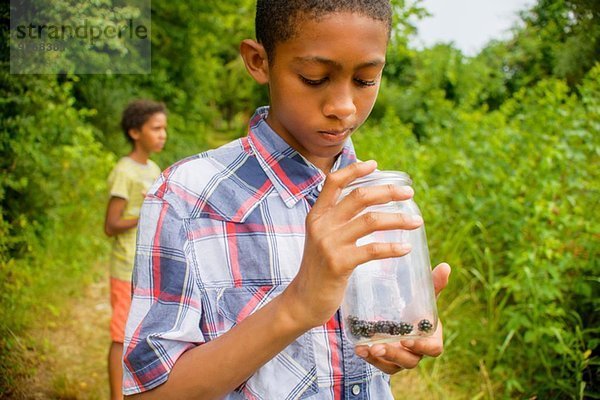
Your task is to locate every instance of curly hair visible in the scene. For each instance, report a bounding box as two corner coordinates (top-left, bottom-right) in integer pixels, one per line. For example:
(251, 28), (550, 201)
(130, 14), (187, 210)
(121, 99), (167, 145)
(255, 0), (392, 62)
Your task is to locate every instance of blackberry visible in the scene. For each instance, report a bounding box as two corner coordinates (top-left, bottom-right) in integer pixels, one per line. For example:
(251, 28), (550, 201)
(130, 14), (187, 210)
(398, 322), (413, 335)
(418, 319), (433, 333)
(347, 316), (376, 338)
(363, 321), (376, 337)
(389, 322), (403, 336)
(388, 321), (412, 335)
(347, 316), (363, 337)
(384, 320), (397, 334)
(374, 320), (394, 335)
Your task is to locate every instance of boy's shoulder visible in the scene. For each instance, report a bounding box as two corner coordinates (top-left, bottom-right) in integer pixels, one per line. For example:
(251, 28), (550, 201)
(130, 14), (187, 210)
(109, 156), (131, 173)
(108, 158), (162, 194)
(108, 156), (135, 182)
(160, 138), (250, 186)
(151, 138), (273, 222)
(111, 156), (160, 175)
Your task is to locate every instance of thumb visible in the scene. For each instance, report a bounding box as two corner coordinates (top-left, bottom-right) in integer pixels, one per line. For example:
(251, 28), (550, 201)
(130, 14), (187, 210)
(432, 263), (451, 297)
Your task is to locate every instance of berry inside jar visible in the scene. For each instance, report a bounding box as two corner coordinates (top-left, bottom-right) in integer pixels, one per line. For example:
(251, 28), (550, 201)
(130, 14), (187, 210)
(346, 315), (435, 342)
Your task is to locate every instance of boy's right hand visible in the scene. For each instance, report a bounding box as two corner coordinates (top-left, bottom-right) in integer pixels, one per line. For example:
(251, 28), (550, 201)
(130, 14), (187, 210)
(282, 160), (423, 329)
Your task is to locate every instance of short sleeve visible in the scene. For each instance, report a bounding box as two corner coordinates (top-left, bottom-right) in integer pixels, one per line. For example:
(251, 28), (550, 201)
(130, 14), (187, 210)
(122, 194), (204, 395)
(108, 164), (131, 200)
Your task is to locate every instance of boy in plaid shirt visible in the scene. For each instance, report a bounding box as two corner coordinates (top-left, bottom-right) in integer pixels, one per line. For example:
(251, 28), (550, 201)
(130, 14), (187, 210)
(123, 1), (451, 398)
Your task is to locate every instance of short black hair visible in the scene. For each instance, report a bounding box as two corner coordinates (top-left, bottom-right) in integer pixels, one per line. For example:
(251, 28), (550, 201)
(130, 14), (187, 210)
(121, 99), (167, 145)
(255, 0), (392, 62)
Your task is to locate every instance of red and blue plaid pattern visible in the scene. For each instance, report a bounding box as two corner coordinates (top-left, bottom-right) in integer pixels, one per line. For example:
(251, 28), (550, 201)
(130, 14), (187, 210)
(122, 107), (393, 399)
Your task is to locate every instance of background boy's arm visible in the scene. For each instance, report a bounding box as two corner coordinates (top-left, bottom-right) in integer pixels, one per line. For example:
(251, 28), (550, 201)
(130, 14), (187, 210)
(104, 196), (138, 236)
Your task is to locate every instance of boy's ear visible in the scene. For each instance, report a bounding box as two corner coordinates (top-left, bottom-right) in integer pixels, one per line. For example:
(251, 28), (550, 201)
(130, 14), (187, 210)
(240, 39), (269, 85)
(128, 128), (140, 141)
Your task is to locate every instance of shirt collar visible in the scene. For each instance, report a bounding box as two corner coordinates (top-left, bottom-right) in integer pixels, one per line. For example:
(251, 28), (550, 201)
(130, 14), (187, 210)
(247, 106), (357, 208)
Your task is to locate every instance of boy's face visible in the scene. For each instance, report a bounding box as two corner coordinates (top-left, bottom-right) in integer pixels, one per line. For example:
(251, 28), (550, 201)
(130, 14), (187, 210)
(130, 112), (168, 154)
(265, 12), (388, 171)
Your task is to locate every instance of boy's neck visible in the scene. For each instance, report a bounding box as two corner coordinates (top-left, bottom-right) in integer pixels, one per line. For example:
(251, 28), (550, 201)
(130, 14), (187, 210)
(128, 147), (150, 165)
(312, 157), (335, 174)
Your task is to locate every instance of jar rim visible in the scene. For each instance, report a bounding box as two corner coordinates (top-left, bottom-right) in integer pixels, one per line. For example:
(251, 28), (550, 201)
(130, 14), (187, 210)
(341, 170), (412, 196)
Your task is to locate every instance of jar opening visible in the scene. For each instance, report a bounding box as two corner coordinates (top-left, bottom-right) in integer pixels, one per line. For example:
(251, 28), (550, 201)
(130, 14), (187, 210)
(341, 170), (412, 197)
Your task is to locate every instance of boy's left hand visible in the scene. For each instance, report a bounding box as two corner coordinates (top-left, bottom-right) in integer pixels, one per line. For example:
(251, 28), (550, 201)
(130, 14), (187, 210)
(355, 263), (451, 374)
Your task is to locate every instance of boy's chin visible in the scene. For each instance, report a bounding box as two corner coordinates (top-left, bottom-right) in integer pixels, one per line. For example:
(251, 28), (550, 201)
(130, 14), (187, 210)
(309, 145), (348, 161)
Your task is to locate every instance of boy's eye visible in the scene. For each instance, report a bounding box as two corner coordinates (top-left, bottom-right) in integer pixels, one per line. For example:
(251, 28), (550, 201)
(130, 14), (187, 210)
(355, 78), (377, 87)
(300, 76), (327, 86)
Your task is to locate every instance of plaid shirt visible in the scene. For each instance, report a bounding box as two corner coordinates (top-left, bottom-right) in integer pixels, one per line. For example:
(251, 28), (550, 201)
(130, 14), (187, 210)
(123, 107), (393, 399)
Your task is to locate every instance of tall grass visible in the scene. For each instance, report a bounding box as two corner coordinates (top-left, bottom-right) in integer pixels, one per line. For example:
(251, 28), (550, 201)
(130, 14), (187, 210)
(363, 66), (600, 398)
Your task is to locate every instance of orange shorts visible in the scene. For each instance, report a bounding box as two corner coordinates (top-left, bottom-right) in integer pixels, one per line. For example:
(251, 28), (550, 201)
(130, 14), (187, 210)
(110, 277), (132, 343)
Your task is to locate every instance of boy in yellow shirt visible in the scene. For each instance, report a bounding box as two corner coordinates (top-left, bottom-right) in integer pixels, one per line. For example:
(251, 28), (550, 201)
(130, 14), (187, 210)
(104, 99), (167, 400)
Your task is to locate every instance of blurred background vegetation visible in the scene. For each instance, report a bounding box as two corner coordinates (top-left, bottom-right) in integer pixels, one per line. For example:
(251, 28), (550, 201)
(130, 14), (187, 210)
(1, 0), (598, 398)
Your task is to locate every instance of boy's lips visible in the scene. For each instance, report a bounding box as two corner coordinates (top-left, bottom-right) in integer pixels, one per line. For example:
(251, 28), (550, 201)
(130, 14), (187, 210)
(318, 127), (354, 142)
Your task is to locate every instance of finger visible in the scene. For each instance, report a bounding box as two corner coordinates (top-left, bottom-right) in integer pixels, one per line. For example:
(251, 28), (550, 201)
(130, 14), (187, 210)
(355, 343), (422, 373)
(354, 242), (413, 266)
(340, 211), (423, 244)
(401, 321), (444, 357)
(355, 346), (402, 374)
(371, 342), (424, 369)
(431, 263), (451, 297)
(315, 160), (377, 210)
(358, 354), (404, 375)
(333, 184), (414, 221)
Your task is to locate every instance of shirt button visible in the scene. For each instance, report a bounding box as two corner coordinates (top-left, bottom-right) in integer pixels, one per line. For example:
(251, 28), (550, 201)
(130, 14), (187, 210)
(351, 384), (361, 396)
(317, 182), (324, 192)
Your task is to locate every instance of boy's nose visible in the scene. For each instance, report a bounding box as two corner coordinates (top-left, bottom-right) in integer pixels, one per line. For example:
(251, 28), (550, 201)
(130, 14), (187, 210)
(322, 87), (356, 120)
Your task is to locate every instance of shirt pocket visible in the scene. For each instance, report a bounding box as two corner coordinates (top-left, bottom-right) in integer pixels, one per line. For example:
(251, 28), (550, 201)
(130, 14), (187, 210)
(217, 285), (319, 400)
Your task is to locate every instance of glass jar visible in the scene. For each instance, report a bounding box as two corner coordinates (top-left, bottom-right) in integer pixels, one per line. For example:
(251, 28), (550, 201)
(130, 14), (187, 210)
(340, 170), (438, 346)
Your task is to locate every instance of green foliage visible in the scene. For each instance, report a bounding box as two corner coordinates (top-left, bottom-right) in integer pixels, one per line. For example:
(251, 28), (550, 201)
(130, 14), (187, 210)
(0, 73), (112, 257)
(358, 65), (600, 398)
(72, 0), (261, 166)
(505, 0), (600, 89)
(9, 0), (150, 74)
(0, 73), (112, 392)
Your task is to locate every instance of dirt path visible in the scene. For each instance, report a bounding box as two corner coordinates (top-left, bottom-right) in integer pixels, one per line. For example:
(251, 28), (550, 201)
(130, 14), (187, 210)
(11, 267), (111, 399)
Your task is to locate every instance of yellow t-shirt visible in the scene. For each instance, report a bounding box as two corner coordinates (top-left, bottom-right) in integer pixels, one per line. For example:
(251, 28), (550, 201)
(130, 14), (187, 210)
(107, 156), (162, 281)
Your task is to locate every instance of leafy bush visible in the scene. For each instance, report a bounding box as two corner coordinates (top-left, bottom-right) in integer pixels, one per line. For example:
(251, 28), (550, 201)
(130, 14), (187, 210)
(0, 73), (113, 390)
(356, 65), (599, 398)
